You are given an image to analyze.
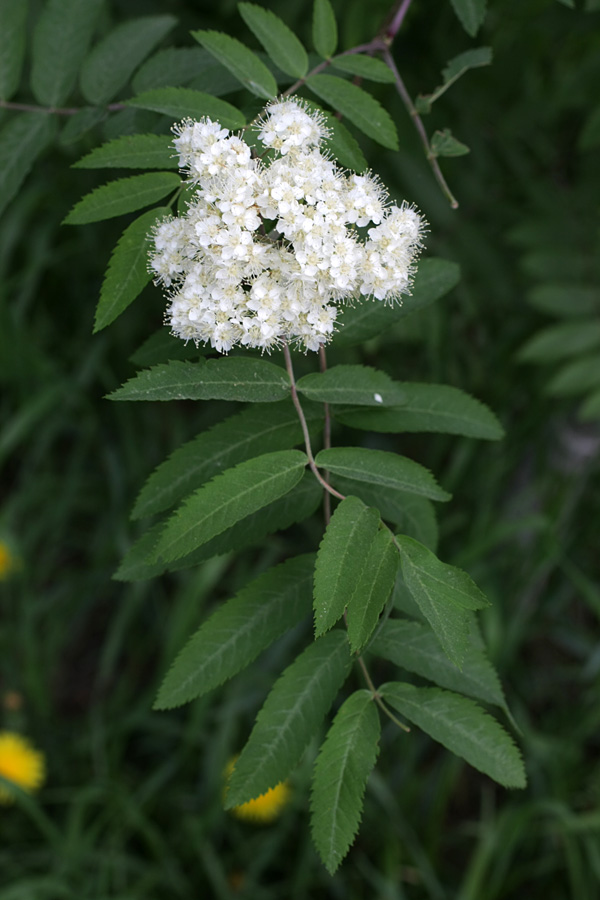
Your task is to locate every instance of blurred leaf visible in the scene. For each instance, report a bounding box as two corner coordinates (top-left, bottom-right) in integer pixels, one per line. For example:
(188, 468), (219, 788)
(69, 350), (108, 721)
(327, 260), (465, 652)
(297, 365), (406, 407)
(431, 128), (470, 157)
(442, 47), (492, 82)
(527, 284), (600, 317)
(0, 0), (28, 100)
(449, 0), (487, 37)
(132, 47), (212, 93)
(108, 357), (290, 403)
(519, 320), (600, 363)
(313, 496), (381, 637)
(132, 400), (321, 519)
(80, 15), (177, 105)
(191, 29), (277, 99)
(239, 3), (308, 79)
(334, 258), (460, 346)
(59, 107), (105, 145)
(307, 74), (398, 150)
(94, 206), (168, 333)
(346, 528), (398, 653)
(312, 0), (338, 58)
(225, 630), (352, 807)
(311, 691), (380, 874)
(315, 448), (451, 502)
(155, 554), (315, 708)
(396, 535), (490, 667)
(74, 135), (177, 170)
(151, 450), (307, 564)
(381, 683), (526, 787)
(578, 389), (600, 421)
(546, 354), (600, 396)
(63, 172), (179, 224)
(127, 87), (246, 130)
(579, 104), (600, 149)
(331, 54), (395, 83)
(371, 619), (508, 713)
(335, 383), (504, 440)
(0, 114), (57, 217)
(30, 0), (103, 106)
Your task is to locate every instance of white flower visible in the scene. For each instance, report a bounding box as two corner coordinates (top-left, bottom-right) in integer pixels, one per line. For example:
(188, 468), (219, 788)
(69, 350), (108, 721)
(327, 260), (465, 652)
(148, 99), (426, 352)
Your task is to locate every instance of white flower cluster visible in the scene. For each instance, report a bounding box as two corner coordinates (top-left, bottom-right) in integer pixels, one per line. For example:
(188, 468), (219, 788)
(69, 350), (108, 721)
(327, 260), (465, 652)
(149, 99), (425, 352)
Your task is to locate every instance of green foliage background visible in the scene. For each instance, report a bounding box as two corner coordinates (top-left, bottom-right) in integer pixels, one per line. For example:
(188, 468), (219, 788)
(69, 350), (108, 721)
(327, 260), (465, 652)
(2, 0), (600, 896)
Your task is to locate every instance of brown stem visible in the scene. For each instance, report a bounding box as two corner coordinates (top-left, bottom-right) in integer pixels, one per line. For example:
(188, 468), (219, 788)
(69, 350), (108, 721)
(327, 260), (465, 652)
(0, 98), (124, 116)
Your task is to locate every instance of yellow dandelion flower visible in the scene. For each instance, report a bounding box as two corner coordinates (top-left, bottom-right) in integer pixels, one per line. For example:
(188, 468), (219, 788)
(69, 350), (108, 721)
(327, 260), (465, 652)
(0, 541), (18, 580)
(0, 732), (46, 805)
(224, 757), (291, 824)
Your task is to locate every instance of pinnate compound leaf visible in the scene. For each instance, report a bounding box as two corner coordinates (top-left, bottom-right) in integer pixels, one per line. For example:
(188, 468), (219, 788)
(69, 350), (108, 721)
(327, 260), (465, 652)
(151, 450), (307, 563)
(191, 29), (277, 99)
(297, 365), (406, 407)
(155, 554), (315, 709)
(331, 54), (395, 83)
(0, 0), (28, 100)
(63, 172), (179, 225)
(239, 4), (308, 79)
(381, 683), (526, 788)
(311, 691), (380, 874)
(30, 0), (103, 106)
(335, 258), (460, 346)
(74, 135), (178, 170)
(313, 497), (381, 637)
(94, 207), (169, 333)
(316, 448), (451, 503)
(226, 630), (352, 808)
(449, 0), (487, 36)
(109, 357), (290, 403)
(312, 0), (338, 58)
(132, 400), (320, 519)
(80, 15), (177, 105)
(307, 74), (398, 150)
(346, 528), (399, 653)
(126, 88), (246, 130)
(371, 619), (508, 713)
(396, 535), (490, 668)
(335, 383), (504, 440)
(0, 114), (57, 217)
(442, 47), (492, 83)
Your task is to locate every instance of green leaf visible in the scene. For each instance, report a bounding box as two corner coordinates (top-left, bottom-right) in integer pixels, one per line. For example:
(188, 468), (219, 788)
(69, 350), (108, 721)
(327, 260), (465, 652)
(225, 630), (352, 807)
(126, 88), (246, 131)
(335, 258), (461, 347)
(94, 207), (169, 333)
(313, 496), (381, 637)
(238, 3), (308, 79)
(335, 383), (504, 440)
(527, 284), (600, 318)
(132, 400), (320, 519)
(333, 479), (439, 551)
(315, 448), (451, 503)
(108, 357), (290, 403)
(80, 15), (177, 105)
(311, 691), (380, 874)
(63, 172), (179, 225)
(449, 0), (487, 37)
(0, 114), (57, 217)
(0, 0), (28, 100)
(579, 389), (600, 421)
(151, 450), (307, 564)
(191, 29), (277, 100)
(155, 554), (315, 709)
(395, 535), (490, 668)
(322, 113), (367, 172)
(371, 619), (508, 713)
(546, 354), (600, 397)
(346, 528), (399, 653)
(297, 365), (406, 407)
(331, 54), (395, 83)
(30, 0), (103, 106)
(442, 47), (493, 82)
(380, 683), (525, 788)
(307, 74), (398, 150)
(312, 0), (338, 58)
(519, 320), (600, 364)
(132, 47), (212, 93)
(431, 128), (470, 157)
(74, 135), (178, 170)
(579, 104), (600, 150)
(59, 107), (106, 146)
